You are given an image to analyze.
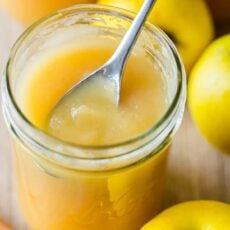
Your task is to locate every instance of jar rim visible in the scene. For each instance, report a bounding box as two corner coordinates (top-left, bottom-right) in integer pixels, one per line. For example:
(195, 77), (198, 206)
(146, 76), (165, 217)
(2, 4), (186, 167)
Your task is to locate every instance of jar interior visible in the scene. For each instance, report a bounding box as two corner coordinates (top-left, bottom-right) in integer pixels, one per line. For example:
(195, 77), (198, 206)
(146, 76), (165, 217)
(9, 7), (178, 134)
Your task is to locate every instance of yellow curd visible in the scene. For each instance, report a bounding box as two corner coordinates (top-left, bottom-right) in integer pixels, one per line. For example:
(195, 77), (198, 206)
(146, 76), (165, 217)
(14, 31), (169, 230)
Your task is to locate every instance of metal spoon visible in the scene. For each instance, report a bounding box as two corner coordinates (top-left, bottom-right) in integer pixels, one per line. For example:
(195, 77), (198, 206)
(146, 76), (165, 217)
(53, 0), (156, 111)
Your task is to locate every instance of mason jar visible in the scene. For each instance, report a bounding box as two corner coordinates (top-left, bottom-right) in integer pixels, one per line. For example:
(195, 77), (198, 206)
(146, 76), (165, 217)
(1, 4), (186, 230)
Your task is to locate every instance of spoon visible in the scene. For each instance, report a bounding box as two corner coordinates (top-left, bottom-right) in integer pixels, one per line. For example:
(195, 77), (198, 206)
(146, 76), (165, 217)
(52, 0), (156, 112)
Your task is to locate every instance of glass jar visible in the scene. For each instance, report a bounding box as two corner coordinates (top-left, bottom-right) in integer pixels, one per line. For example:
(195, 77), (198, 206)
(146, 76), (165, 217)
(1, 4), (186, 230)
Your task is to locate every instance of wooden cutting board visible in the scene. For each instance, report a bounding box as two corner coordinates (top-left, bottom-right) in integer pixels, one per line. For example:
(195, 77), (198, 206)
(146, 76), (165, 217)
(0, 9), (229, 230)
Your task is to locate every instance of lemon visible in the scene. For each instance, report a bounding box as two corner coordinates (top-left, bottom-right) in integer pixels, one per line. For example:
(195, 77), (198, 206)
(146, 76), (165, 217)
(97, 0), (214, 72)
(188, 34), (230, 154)
(141, 201), (230, 230)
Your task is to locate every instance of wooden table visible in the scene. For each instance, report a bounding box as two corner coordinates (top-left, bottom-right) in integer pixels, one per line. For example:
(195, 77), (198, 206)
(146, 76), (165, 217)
(0, 9), (230, 230)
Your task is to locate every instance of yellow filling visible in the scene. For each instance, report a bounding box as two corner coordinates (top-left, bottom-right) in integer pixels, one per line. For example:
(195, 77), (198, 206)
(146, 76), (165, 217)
(14, 31), (169, 230)
(17, 35), (167, 145)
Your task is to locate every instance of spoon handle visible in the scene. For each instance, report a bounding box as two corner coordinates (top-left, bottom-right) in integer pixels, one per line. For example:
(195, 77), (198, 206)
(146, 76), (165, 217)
(107, 0), (156, 74)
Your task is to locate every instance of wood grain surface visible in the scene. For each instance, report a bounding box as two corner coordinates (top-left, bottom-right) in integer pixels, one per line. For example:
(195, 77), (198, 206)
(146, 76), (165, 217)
(0, 9), (230, 230)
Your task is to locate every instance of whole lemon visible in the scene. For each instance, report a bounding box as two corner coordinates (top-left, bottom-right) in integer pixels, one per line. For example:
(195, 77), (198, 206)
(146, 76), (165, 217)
(141, 201), (230, 230)
(188, 34), (230, 154)
(97, 0), (214, 72)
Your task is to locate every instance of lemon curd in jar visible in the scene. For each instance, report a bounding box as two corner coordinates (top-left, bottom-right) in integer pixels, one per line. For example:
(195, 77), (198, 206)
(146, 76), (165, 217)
(2, 5), (186, 229)
(13, 27), (169, 229)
